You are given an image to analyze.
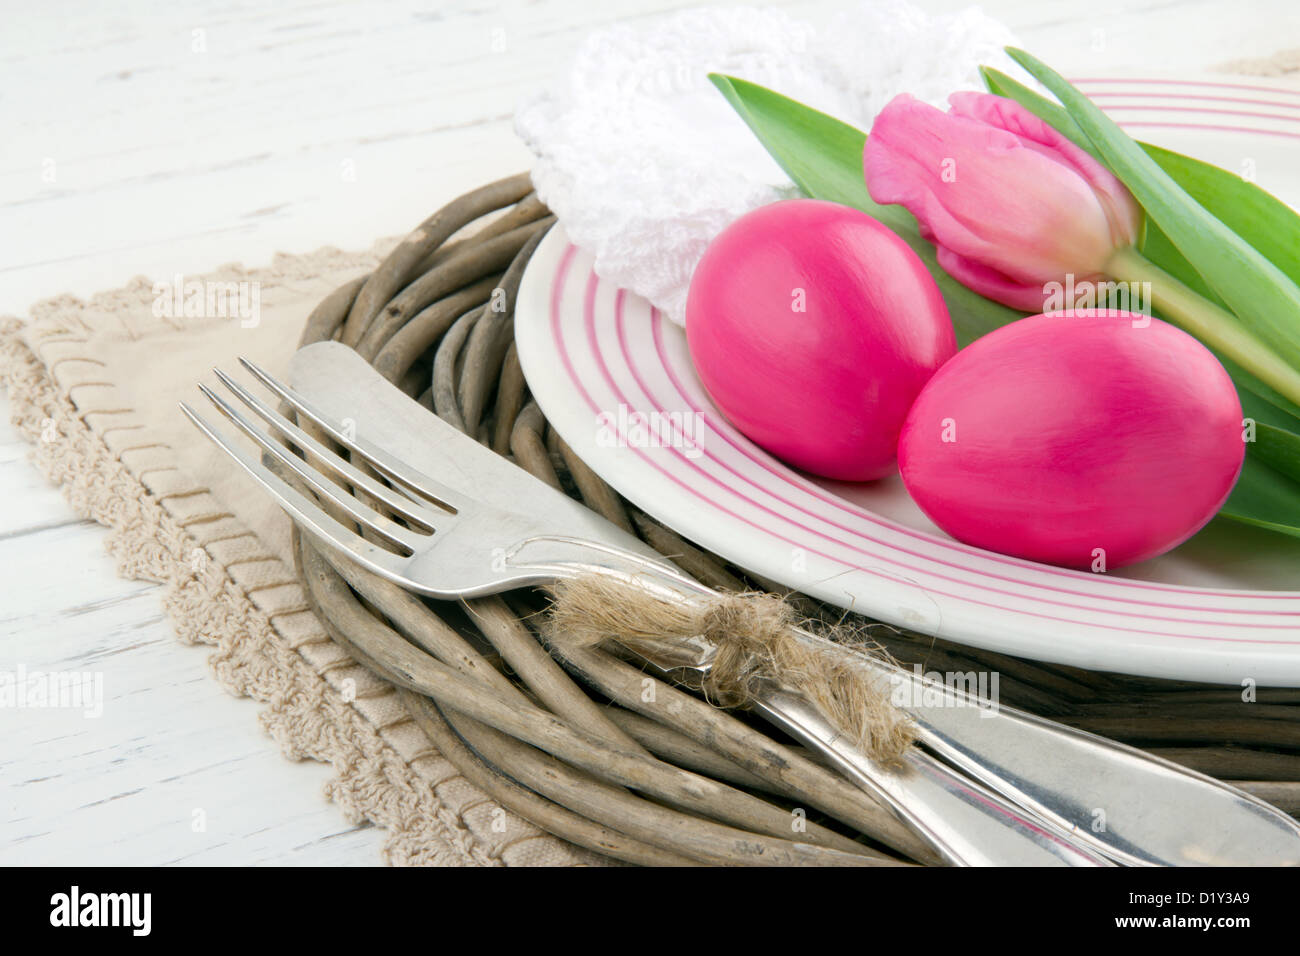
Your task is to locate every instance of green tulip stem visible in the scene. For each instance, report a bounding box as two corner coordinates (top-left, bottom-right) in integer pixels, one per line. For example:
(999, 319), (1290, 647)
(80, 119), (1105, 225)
(1106, 244), (1300, 408)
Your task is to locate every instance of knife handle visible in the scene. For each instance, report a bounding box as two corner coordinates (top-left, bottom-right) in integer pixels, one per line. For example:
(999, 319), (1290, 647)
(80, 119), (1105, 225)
(846, 646), (1300, 866)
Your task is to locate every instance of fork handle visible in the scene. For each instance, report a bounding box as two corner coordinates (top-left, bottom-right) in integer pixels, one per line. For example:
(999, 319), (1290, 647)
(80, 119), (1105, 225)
(750, 685), (1111, 866)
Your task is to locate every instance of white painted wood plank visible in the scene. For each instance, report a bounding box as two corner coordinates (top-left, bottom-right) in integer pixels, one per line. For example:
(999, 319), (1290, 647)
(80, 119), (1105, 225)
(0, 515), (383, 866)
(0, 430), (91, 538)
(14, 0), (1288, 314)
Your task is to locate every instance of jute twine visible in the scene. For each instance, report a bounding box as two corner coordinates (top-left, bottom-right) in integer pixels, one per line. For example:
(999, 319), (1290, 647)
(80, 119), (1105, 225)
(544, 576), (915, 764)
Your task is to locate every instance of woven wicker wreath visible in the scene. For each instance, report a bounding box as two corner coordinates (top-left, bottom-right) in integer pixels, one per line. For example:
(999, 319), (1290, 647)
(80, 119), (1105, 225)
(283, 173), (1300, 866)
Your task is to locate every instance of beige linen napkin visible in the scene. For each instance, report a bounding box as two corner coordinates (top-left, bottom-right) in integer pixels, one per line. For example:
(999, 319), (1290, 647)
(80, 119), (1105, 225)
(1, 241), (602, 867)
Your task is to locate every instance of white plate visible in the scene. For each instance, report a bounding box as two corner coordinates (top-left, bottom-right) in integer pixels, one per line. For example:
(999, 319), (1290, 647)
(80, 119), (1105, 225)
(514, 75), (1300, 686)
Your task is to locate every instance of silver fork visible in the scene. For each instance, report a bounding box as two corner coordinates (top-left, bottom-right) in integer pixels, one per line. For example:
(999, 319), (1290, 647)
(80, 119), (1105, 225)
(180, 341), (1300, 866)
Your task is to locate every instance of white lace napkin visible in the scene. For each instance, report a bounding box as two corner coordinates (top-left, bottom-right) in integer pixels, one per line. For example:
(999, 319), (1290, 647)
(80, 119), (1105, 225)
(515, 1), (1019, 325)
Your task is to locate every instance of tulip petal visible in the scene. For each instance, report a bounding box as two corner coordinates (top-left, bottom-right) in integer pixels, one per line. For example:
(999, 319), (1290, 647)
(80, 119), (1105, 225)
(934, 247), (1056, 312)
(948, 92), (1142, 248)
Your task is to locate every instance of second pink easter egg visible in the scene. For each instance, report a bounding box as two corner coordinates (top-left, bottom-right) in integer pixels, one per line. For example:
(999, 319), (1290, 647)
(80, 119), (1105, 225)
(898, 311), (1245, 569)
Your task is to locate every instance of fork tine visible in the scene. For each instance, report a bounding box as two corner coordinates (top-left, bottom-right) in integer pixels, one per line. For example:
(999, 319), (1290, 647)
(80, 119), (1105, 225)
(195, 383), (427, 554)
(238, 356), (467, 512)
(179, 402), (413, 582)
(210, 367), (443, 531)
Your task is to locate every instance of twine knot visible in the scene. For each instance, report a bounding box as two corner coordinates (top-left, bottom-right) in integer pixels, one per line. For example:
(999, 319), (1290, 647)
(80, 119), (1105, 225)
(544, 576), (914, 764)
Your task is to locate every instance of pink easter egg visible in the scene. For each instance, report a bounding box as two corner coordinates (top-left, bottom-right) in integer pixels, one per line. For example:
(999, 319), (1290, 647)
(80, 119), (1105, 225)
(686, 199), (955, 481)
(898, 311), (1245, 569)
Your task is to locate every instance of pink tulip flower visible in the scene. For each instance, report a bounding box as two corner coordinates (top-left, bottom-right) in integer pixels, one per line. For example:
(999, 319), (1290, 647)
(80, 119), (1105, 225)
(864, 92), (1142, 312)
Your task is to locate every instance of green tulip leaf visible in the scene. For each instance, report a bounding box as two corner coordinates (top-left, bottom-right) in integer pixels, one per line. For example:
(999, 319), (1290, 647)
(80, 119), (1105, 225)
(1221, 457), (1300, 539)
(1244, 402), (1300, 480)
(978, 67), (1086, 146)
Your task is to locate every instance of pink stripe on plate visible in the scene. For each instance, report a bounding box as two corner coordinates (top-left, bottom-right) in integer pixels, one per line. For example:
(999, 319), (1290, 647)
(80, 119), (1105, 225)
(1089, 92), (1300, 111)
(1099, 103), (1300, 124)
(1114, 121), (1300, 140)
(1071, 77), (1300, 98)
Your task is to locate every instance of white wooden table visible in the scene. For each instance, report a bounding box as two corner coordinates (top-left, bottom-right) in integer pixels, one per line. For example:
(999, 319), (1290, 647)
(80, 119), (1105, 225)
(2, 0), (1293, 865)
